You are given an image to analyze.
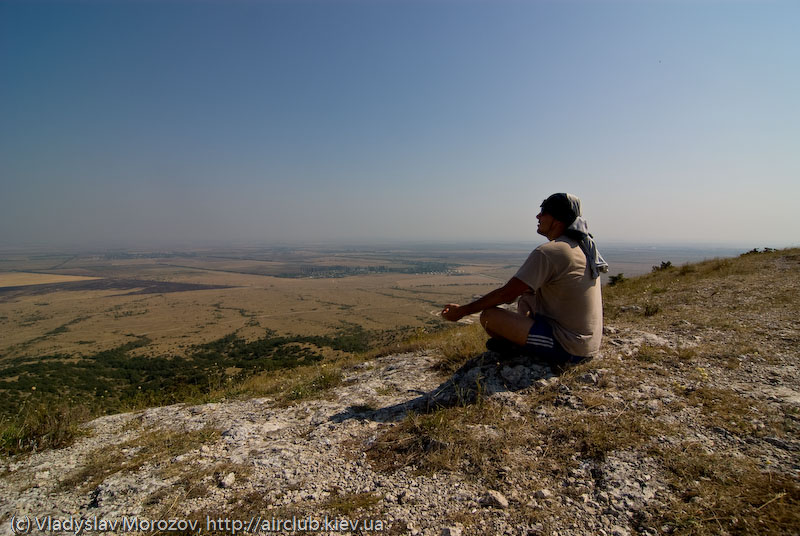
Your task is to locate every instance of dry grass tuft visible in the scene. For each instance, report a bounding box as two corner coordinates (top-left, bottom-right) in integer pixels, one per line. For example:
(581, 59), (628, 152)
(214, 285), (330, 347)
(674, 385), (779, 438)
(320, 491), (382, 516)
(655, 443), (800, 535)
(226, 361), (348, 406)
(384, 323), (489, 372)
(59, 426), (220, 491)
(1, 401), (90, 457)
(367, 400), (518, 481)
(530, 406), (663, 463)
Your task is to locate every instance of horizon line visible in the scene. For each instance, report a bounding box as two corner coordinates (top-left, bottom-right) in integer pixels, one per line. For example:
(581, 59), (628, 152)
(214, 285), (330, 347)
(0, 239), (795, 255)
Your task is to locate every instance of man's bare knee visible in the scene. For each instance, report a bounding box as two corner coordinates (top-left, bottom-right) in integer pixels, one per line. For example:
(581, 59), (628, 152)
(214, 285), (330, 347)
(479, 307), (534, 346)
(480, 307), (500, 329)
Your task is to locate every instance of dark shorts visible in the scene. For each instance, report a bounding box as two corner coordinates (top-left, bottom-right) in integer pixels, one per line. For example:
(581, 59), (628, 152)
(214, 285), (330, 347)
(525, 315), (589, 367)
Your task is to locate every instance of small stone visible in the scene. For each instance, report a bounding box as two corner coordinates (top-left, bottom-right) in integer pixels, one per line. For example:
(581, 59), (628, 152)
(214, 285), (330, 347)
(530, 523), (545, 535)
(534, 489), (553, 500)
(611, 525), (631, 536)
(641, 332), (669, 346)
(554, 394), (584, 409)
(220, 472), (236, 489)
(481, 490), (509, 509)
(579, 372), (599, 384)
(441, 524), (463, 536)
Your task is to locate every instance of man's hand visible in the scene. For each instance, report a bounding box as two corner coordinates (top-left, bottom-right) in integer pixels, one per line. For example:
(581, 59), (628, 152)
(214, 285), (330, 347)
(441, 303), (464, 322)
(440, 278), (528, 323)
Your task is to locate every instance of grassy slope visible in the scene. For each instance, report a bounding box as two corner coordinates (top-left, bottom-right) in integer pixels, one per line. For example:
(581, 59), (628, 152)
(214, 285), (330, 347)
(0, 326), (378, 455)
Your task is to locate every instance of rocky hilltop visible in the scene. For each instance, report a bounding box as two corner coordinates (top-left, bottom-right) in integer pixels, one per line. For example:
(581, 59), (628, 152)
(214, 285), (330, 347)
(1, 249), (798, 535)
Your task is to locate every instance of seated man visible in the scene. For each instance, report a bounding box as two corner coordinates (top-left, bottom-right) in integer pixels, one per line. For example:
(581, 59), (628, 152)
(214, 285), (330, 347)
(441, 193), (607, 368)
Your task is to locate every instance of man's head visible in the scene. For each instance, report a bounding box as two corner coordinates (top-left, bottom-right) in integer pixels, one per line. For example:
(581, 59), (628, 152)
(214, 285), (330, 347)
(540, 193), (578, 226)
(537, 193), (578, 240)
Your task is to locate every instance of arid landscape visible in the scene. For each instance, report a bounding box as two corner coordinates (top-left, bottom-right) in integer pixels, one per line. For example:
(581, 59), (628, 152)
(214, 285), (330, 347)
(1, 247), (798, 536)
(0, 245), (530, 358)
(0, 244), (532, 420)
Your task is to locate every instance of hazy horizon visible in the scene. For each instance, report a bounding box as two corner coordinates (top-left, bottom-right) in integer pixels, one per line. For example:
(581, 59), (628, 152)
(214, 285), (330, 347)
(2, 1), (798, 249)
(0, 239), (767, 283)
(0, 237), (768, 257)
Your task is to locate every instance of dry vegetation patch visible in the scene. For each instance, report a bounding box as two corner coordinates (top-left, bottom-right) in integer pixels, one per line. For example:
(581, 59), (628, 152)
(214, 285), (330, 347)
(0, 401), (90, 456)
(367, 400), (520, 480)
(230, 362), (346, 406)
(59, 426), (220, 492)
(653, 443), (800, 535)
(367, 362), (665, 485)
(320, 491), (383, 516)
(379, 323), (489, 373)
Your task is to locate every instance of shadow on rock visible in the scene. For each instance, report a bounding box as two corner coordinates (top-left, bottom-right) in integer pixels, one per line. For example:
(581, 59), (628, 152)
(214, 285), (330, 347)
(329, 351), (559, 424)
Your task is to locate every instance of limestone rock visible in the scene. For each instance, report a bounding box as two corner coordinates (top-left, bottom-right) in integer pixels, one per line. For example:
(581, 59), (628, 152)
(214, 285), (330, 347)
(480, 489), (509, 509)
(220, 472), (236, 489)
(440, 524), (463, 536)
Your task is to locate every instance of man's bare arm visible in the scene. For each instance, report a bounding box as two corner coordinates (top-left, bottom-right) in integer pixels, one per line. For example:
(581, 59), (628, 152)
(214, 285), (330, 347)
(441, 277), (529, 321)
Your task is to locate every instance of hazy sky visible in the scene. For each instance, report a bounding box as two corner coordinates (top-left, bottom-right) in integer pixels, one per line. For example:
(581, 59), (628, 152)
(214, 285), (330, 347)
(1, 0), (798, 249)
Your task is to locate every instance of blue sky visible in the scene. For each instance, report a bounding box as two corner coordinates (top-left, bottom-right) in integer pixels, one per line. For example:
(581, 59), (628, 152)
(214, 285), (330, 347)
(1, 0), (798, 249)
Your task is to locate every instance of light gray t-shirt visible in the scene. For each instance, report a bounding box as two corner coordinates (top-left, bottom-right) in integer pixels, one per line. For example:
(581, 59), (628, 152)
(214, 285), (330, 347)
(514, 236), (603, 357)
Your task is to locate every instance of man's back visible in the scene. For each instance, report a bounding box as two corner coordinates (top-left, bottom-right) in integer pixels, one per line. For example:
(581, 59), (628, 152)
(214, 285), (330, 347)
(515, 237), (603, 357)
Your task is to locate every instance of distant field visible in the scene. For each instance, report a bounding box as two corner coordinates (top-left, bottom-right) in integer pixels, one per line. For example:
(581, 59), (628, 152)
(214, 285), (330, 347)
(0, 272), (100, 287)
(0, 246), (518, 363)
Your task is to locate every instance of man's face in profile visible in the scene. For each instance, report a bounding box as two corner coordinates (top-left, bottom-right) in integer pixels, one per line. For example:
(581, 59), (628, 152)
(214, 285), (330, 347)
(536, 211), (556, 238)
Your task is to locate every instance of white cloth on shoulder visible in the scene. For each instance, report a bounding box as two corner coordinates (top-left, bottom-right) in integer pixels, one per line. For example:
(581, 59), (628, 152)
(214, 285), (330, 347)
(565, 194), (609, 279)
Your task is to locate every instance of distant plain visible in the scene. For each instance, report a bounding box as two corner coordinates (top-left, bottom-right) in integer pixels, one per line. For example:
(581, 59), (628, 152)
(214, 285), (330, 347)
(0, 243), (749, 361)
(0, 245), (524, 361)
